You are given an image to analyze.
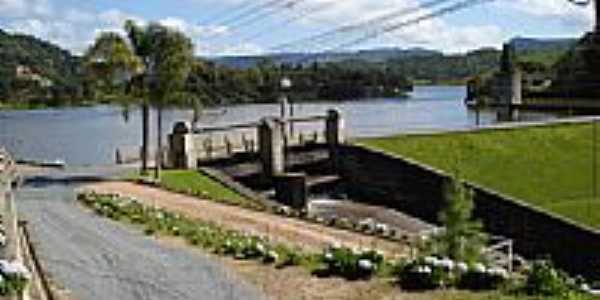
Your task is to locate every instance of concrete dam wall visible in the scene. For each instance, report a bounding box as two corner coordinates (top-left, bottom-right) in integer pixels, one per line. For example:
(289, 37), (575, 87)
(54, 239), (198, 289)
(338, 145), (600, 279)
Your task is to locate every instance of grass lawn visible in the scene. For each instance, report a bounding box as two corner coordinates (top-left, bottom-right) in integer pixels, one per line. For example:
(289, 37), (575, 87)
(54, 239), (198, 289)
(132, 170), (252, 207)
(360, 122), (600, 229)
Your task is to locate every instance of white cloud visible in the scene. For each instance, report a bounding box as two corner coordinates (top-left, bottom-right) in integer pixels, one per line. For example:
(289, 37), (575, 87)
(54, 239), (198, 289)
(159, 17), (228, 39)
(0, 0), (595, 56)
(198, 42), (265, 56)
(0, 0), (51, 18)
(498, 0), (593, 29)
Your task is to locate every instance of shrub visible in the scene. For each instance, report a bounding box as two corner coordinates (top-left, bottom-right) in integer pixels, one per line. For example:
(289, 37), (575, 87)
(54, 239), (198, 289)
(457, 265), (507, 290)
(398, 257), (452, 290)
(274, 245), (303, 269)
(320, 246), (383, 280)
(397, 256), (509, 291)
(525, 260), (572, 297)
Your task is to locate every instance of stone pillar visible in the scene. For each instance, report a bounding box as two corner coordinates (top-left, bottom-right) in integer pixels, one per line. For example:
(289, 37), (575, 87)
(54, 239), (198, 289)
(168, 122), (198, 169)
(259, 117), (285, 178)
(326, 109), (344, 172)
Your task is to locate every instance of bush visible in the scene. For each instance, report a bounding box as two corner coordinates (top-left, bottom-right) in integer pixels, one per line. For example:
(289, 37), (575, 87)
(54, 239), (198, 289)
(398, 258), (452, 290)
(397, 256), (509, 291)
(319, 246), (383, 280)
(525, 260), (572, 297)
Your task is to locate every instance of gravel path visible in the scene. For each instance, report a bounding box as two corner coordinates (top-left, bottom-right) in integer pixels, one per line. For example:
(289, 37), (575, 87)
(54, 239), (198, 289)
(84, 181), (408, 256)
(15, 168), (265, 300)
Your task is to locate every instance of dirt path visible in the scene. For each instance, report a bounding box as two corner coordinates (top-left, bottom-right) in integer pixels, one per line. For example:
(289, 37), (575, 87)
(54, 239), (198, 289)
(84, 181), (409, 256)
(17, 168), (265, 300)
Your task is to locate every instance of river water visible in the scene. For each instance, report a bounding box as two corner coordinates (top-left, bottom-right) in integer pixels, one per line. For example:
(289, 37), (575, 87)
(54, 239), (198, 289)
(0, 85), (556, 166)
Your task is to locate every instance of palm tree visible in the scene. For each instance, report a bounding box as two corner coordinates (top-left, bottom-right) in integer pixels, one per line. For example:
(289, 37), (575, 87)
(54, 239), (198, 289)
(145, 24), (194, 179)
(84, 21), (194, 178)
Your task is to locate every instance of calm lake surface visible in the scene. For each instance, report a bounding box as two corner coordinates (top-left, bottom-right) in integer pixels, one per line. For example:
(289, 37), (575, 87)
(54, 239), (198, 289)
(0, 86), (557, 166)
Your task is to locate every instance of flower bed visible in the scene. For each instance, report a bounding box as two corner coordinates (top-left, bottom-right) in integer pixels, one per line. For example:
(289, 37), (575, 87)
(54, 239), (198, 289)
(77, 191), (600, 298)
(78, 191), (316, 270)
(396, 256), (508, 291)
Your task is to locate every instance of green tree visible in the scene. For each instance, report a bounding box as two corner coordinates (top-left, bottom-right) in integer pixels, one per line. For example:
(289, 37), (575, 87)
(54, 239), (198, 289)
(145, 24), (194, 179)
(85, 21), (194, 178)
(435, 178), (487, 263)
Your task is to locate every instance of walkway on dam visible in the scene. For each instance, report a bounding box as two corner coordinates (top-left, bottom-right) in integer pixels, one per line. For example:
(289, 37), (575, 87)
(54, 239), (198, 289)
(15, 166), (264, 300)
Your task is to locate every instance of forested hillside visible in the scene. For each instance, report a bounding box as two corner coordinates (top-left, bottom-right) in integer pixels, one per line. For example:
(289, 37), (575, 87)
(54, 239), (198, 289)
(0, 27), (576, 108)
(0, 29), (81, 105)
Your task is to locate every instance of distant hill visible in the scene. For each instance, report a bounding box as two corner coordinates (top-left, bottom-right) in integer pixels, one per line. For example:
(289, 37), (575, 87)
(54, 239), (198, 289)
(509, 37), (577, 68)
(0, 29), (81, 100)
(509, 37), (576, 52)
(210, 47), (442, 69)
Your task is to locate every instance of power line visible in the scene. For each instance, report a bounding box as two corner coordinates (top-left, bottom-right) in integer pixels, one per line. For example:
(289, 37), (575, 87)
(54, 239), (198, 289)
(226, 0), (307, 34)
(337, 0), (496, 51)
(286, 0), (496, 65)
(199, 0), (260, 25)
(214, 0), (284, 28)
(270, 0), (455, 53)
(238, 0), (338, 44)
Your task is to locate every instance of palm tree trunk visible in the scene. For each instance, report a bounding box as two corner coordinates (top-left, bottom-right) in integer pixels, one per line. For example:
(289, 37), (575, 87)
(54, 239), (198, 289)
(154, 104), (163, 180)
(141, 102), (150, 175)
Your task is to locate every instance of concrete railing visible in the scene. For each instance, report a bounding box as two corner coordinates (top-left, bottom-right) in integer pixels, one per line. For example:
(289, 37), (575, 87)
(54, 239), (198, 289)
(168, 110), (345, 173)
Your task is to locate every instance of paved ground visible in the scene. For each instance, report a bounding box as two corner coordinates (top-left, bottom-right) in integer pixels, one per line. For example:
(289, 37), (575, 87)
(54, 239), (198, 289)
(15, 167), (264, 300)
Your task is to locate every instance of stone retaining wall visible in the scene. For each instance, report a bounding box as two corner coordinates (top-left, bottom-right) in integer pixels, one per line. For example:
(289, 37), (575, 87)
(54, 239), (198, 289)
(338, 145), (600, 279)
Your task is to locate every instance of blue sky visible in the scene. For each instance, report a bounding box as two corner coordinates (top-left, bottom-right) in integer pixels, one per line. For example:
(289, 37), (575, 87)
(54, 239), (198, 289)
(0, 0), (594, 56)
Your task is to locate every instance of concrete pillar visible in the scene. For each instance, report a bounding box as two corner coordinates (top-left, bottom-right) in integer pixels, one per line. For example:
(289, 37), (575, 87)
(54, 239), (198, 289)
(326, 109), (344, 172)
(326, 109), (344, 146)
(274, 173), (307, 209)
(259, 117), (285, 178)
(511, 70), (522, 105)
(168, 122), (198, 169)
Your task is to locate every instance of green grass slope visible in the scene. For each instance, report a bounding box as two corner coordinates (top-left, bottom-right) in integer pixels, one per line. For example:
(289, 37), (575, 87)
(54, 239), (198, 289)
(361, 123), (600, 229)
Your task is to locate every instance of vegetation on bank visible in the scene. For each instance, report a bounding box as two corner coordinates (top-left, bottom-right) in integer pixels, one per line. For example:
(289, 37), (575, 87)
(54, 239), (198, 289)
(361, 122), (600, 229)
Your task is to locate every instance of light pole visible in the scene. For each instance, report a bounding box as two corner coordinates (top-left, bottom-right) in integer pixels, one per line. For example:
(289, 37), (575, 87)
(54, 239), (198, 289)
(280, 76), (294, 137)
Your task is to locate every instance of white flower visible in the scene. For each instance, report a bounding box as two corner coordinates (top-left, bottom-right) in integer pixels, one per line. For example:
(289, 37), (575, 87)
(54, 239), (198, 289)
(418, 265), (432, 274)
(424, 256), (439, 266)
(267, 251), (279, 261)
(488, 267), (509, 279)
(0, 260), (31, 280)
(438, 258), (455, 270)
(581, 283), (591, 292)
(256, 243), (265, 254)
(358, 259), (374, 271)
(456, 262), (469, 273)
(375, 223), (389, 233)
(330, 242), (342, 250)
(472, 263), (486, 273)
(358, 218), (375, 230)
